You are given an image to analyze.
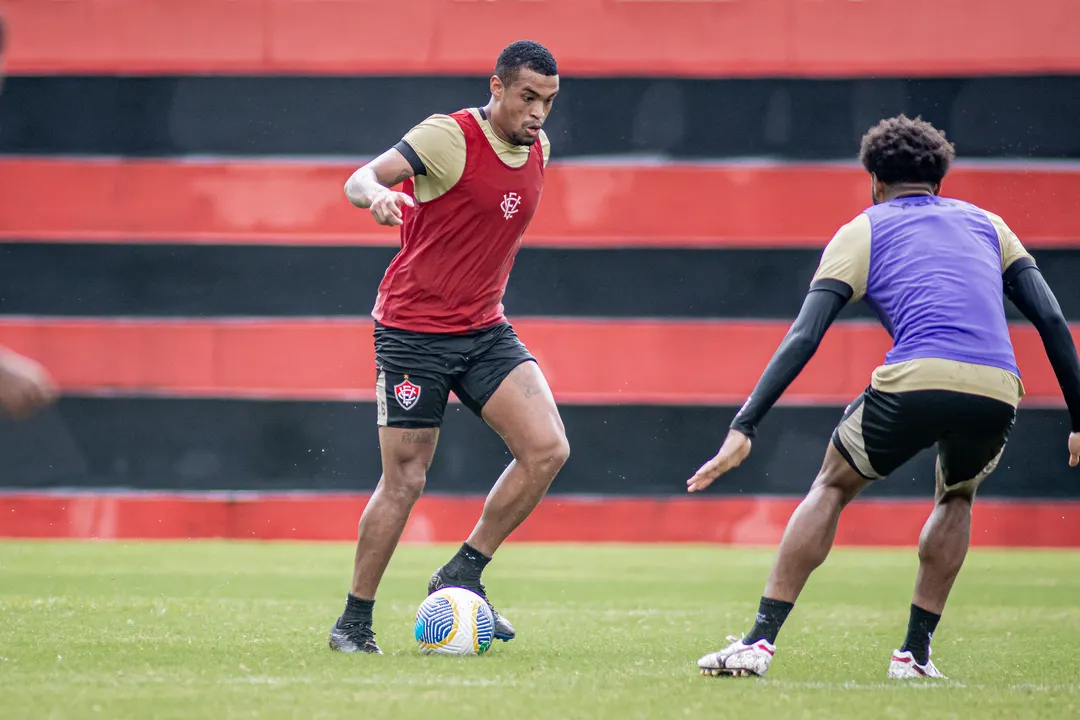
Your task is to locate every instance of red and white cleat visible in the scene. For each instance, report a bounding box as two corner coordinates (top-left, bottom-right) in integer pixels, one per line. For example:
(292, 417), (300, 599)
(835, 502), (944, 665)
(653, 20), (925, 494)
(697, 635), (775, 678)
(888, 649), (947, 679)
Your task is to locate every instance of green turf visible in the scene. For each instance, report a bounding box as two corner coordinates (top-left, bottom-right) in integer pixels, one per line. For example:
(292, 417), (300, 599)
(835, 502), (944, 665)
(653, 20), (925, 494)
(1, 541), (1078, 719)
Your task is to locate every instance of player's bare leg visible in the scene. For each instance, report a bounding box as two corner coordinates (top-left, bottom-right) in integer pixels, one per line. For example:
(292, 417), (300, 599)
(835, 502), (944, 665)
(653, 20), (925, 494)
(762, 443), (870, 604)
(699, 442), (869, 677)
(889, 459), (974, 678)
(429, 361), (569, 641)
(469, 361), (569, 553)
(329, 426), (439, 654)
(351, 427), (440, 597)
(914, 463), (974, 613)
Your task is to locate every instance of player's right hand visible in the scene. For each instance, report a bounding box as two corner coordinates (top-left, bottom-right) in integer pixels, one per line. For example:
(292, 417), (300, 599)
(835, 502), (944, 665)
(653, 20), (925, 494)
(0, 350), (58, 419)
(369, 189), (416, 226)
(1069, 432), (1080, 467)
(686, 429), (752, 493)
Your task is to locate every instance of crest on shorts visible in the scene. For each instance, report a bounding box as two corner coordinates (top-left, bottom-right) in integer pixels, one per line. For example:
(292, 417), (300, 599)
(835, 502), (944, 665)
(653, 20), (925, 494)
(394, 375), (422, 410)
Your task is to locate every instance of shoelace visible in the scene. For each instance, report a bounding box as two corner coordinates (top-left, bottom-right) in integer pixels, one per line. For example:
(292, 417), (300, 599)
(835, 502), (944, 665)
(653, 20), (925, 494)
(470, 581), (505, 619)
(338, 618), (377, 642)
(439, 573), (502, 619)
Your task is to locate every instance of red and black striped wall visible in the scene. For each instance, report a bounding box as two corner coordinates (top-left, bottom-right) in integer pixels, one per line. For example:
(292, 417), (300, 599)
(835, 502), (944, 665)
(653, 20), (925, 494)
(1, 0), (1080, 543)
(2, 159), (1079, 501)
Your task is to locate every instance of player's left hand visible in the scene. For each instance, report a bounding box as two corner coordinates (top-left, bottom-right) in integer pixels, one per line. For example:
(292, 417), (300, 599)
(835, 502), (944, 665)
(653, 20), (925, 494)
(687, 429), (752, 493)
(369, 189), (415, 227)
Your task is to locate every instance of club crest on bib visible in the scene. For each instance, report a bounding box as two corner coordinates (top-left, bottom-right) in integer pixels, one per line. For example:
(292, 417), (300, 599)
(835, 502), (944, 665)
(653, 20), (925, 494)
(394, 375), (421, 410)
(501, 192), (521, 220)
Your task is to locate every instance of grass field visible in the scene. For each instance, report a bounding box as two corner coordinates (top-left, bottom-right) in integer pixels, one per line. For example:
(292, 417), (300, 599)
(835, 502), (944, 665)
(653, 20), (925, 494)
(1, 541), (1078, 719)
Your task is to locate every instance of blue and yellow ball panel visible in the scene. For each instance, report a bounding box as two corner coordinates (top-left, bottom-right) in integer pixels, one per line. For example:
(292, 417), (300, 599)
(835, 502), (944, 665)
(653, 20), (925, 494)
(415, 595), (459, 651)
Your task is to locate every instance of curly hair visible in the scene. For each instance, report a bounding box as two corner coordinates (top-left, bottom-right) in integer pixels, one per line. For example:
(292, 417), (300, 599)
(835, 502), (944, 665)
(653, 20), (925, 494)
(859, 115), (956, 186)
(495, 40), (557, 87)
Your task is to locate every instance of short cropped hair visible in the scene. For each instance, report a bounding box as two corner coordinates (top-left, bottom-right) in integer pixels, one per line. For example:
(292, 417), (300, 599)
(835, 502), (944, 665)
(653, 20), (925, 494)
(859, 114), (956, 186)
(495, 40), (557, 87)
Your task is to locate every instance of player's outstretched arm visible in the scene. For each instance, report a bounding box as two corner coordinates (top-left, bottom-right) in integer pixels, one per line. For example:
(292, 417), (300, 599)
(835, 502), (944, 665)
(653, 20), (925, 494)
(687, 213), (870, 492)
(687, 286), (849, 492)
(343, 149), (416, 226)
(1003, 262), (1080, 466)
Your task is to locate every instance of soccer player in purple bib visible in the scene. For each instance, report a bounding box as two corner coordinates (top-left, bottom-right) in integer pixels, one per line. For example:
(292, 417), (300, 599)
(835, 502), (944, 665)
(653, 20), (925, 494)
(688, 115), (1080, 679)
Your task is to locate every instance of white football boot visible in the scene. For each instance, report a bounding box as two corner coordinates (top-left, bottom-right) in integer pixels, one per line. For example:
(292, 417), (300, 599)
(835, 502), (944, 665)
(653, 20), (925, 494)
(697, 635), (775, 677)
(888, 648), (947, 679)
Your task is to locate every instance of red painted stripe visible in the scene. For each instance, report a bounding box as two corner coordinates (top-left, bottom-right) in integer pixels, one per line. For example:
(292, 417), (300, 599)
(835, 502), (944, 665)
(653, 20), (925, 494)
(0, 318), (1074, 407)
(4, 0), (1079, 77)
(1, 159), (1078, 248)
(2, 491), (1078, 547)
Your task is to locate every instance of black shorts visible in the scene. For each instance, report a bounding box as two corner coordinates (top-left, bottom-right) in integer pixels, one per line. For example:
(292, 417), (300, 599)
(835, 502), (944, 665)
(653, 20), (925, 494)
(373, 321), (536, 428)
(832, 387), (1017, 493)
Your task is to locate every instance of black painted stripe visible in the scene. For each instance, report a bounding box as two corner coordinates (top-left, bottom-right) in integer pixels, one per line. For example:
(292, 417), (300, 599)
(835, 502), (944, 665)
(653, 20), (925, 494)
(2, 75), (1079, 159)
(3, 242), (1080, 320)
(1, 396), (1073, 498)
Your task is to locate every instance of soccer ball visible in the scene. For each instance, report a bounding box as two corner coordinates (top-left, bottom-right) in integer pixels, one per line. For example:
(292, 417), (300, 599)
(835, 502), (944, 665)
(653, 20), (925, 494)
(414, 586), (495, 656)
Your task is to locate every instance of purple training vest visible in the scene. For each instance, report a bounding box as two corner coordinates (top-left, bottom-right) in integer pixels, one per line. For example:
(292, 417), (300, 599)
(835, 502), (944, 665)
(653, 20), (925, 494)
(863, 196), (1020, 376)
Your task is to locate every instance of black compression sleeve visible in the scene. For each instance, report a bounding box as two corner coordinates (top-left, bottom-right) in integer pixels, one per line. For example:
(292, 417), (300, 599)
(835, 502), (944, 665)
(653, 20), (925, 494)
(393, 140), (426, 176)
(730, 285), (849, 438)
(1003, 262), (1080, 432)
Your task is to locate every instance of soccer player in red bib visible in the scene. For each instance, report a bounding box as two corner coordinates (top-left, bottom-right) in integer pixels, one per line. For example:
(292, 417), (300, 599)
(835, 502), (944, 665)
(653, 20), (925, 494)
(328, 41), (566, 654)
